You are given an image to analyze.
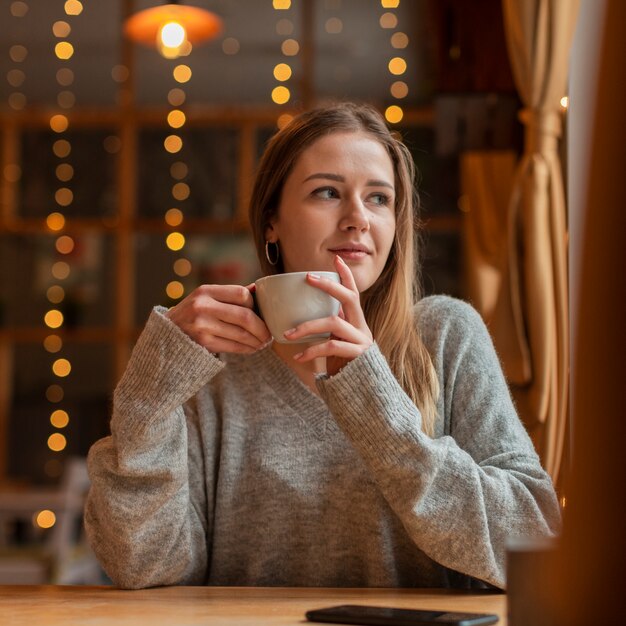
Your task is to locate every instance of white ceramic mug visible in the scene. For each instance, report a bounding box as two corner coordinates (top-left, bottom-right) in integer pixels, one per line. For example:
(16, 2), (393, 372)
(254, 271), (341, 344)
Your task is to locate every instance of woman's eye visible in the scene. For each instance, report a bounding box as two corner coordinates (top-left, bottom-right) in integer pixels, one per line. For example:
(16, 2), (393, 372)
(313, 187), (338, 200)
(369, 193), (391, 206)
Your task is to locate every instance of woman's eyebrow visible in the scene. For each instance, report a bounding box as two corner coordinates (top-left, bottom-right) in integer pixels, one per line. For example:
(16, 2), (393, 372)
(303, 172), (394, 189)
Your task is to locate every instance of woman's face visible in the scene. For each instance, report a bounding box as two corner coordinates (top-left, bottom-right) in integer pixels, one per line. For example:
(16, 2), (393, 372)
(266, 131), (396, 293)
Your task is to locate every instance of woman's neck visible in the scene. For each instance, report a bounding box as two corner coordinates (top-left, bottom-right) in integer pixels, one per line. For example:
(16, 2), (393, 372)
(271, 341), (327, 395)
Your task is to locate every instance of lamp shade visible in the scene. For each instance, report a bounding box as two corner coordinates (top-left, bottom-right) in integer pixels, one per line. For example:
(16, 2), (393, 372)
(124, 4), (222, 47)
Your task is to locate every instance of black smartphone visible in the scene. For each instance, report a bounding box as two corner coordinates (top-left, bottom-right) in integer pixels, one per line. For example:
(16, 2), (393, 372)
(305, 604), (499, 626)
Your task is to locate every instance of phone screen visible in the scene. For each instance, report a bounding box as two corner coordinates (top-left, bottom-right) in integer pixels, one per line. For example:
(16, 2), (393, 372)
(305, 604), (499, 626)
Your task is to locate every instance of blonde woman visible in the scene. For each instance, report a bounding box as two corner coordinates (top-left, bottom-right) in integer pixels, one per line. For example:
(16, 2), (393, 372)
(85, 103), (560, 590)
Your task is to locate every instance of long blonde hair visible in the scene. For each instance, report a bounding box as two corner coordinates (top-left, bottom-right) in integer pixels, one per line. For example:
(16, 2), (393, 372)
(248, 102), (439, 435)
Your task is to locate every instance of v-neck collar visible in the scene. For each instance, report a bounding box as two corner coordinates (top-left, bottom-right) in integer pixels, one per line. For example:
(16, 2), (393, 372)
(240, 345), (337, 439)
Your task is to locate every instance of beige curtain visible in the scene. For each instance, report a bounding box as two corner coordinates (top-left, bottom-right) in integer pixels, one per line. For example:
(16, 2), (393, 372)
(486, 0), (579, 482)
(461, 151), (516, 323)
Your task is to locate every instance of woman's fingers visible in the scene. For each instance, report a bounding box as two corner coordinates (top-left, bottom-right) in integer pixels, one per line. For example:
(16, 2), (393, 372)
(292, 338), (366, 363)
(283, 315), (362, 345)
(166, 283), (271, 353)
(305, 257), (365, 325)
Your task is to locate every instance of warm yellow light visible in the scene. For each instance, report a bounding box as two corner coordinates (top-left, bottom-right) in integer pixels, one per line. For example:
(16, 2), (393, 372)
(53, 139), (71, 158)
(57, 68), (74, 86)
(165, 208), (184, 227)
(381, 0), (400, 7)
(44, 334), (63, 353)
(46, 385), (64, 403)
(388, 57), (407, 75)
(173, 258), (192, 277)
(55, 41), (74, 60)
(173, 64), (192, 83)
(8, 93), (26, 110)
(281, 39), (299, 56)
(46, 286), (65, 304)
(7, 69), (25, 87)
(47, 212), (66, 231)
(55, 235), (75, 254)
(560, 96), (569, 109)
(277, 113), (294, 130)
(222, 37), (240, 55)
(10, 1), (29, 18)
(273, 0), (291, 8)
(160, 21), (186, 47)
(390, 81), (409, 99)
(167, 110), (186, 129)
(56, 163), (74, 183)
(51, 261), (71, 280)
(57, 91), (76, 109)
(325, 17), (343, 34)
(50, 409), (70, 429)
(276, 18), (294, 36)
(273, 63), (292, 82)
(391, 32), (409, 49)
(34, 510), (56, 529)
(64, 0), (83, 16)
(172, 182), (190, 201)
(9, 45), (28, 63)
(50, 115), (69, 133)
(52, 358), (71, 378)
(164, 135), (183, 154)
(385, 105), (404, 124)
(271, 86), (291, 105)
(380, 13), (398, 29)
(166, 232), (186, 251)
(48, 433), (67, 452)
(52, 20), (71, 37)
(170, 161), (188, 180)
(55, 188), (74, 208)
(44, 310), (64, 329)
(168, 88), (186, 106)
(166, 280), (185, 300)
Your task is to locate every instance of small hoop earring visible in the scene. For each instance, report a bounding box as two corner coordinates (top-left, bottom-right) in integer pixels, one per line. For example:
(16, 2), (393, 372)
(265, 240), (280, 266)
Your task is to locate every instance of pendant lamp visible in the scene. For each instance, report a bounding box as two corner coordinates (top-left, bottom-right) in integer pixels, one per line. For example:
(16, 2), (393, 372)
(125, 1), (222, 58)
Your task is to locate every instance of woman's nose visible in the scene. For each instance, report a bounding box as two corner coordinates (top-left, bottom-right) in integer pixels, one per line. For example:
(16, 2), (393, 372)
(339, 197), (369, 232)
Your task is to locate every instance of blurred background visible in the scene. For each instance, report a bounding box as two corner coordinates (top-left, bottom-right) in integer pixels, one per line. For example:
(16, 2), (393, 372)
(1, 0), (594, 588)
(1, 0), (524, 487)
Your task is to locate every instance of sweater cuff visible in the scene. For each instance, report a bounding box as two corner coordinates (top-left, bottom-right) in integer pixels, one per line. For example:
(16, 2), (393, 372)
(316, 343), (426, 465)
(113, 306), (224, 436)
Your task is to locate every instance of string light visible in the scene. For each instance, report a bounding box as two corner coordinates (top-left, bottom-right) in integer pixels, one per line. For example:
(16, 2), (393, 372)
(380, 1), (408, 124)
(6, 10), (28, 111)
(159, 46), (197, 306)
(272, 1), (296, 118)
(41, 2), (82, 469)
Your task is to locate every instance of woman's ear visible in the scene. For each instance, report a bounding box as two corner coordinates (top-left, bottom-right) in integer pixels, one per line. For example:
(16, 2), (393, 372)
(264, 222), (278, 243)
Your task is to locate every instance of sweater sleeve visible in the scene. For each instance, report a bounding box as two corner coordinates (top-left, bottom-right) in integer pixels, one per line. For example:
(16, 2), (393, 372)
(316, 296), (561, 589)
(84, 306), (224, 589)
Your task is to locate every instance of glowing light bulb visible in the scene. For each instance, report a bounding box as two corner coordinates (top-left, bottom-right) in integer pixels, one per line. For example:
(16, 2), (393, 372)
(158, 22), (188, 59)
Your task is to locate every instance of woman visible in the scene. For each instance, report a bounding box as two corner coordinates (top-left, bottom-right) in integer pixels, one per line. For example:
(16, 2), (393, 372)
(85, 102), (560, 590)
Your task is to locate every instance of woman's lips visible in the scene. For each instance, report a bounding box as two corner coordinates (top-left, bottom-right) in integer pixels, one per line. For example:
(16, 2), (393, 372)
(329, 248), (370, 260)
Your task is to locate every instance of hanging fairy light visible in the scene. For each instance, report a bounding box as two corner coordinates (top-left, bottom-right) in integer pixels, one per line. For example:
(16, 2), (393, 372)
(272, 0), (296, 128)
(42, 1), (83, 473)
(379, 0), (408, 124)
(7, 2), (29, 111)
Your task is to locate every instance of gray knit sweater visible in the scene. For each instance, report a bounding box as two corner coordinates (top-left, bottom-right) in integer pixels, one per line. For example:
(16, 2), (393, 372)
(85, 295), (560, 590)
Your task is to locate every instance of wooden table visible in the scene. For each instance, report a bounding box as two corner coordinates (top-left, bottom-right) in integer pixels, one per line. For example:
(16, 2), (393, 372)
(0, 586), (506, 625)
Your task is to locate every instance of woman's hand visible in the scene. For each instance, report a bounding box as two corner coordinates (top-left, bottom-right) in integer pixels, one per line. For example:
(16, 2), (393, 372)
(283, 255), (374, 375)
(165, 284), (271, 355)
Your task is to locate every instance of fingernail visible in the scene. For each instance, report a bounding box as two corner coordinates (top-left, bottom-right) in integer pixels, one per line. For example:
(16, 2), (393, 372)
(284, 328), (296, 336)
(308, 272), (321, 280)
(336, 255), (347, 264)
(293, 352), (303, 360)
